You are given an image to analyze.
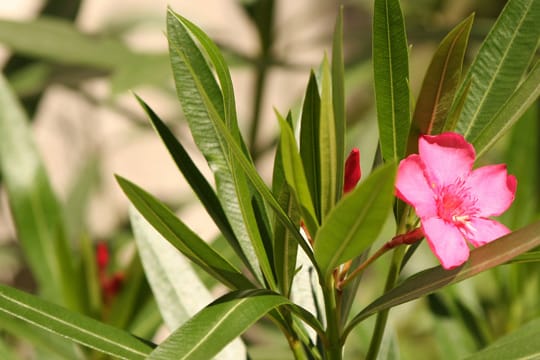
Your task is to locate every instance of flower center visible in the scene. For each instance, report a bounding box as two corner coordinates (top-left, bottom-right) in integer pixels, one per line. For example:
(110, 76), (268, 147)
(435, 179), (478, 228)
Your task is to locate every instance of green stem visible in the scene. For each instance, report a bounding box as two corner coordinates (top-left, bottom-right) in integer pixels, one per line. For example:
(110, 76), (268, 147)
(365, 246), (405, 359)
(322, 277), (342, 360)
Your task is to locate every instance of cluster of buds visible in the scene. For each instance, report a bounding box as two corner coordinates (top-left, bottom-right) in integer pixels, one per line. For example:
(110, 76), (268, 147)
(96, 243), (124, 304)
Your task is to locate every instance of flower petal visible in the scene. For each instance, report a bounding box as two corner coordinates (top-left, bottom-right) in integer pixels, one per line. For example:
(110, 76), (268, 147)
(395, 154), (437, 218)
(422, 217), (470, 269)
(467, 165), (517, 217)
(465, 218), (510, 247)
(419, 133), (475, 185)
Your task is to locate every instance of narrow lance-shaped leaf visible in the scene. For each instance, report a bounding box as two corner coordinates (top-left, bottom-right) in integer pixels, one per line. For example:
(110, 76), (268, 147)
(277, 112), (319, 237)
(344, 220), (540, 338)
(472, 60), (540, 159)
(464, 318), (540, 360)
(273, 113), (300, 297)
(0, 74), (80, 310)
(147, 290), (290, 360)
(332, 7), (346, 198)
(453, 0), (540, 140)
(167, 10), (274, 285)
(147, 289), (325, 360)
(373, 0), (410, 162)
(135, 95), (250, 270)
(0, 284), (153, 360)
(116, 176), (254, 290)
(300, 71), (322, 222)
(319, 55), (338, 219)
(314, 163), (396, 278)
(407, 14), (474, 153)
(130, 207), (246, 360)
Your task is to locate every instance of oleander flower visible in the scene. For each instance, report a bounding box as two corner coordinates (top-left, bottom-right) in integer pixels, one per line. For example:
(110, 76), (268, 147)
(395, 132), (517, 269)
(344, 148), (361, 194)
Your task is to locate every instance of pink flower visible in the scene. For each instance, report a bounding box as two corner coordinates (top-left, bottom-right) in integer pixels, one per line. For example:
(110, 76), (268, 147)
(344, 148), (361, 193)
(395, 133), (517, 269)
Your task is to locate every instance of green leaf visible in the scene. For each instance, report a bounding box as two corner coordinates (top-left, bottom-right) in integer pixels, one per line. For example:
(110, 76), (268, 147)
(272, 115), (300, 297)
(373, 0), (410, 162)
(0, 285), (153, 360)
(300, 71), (322, 222)
(344, 220), (540, 337)
(0, 74), (80, 310)
(500, 103), (539, 229)
(135, 95), (250, 269)
(168, 10), (274, 285)
(332, 7), (346, 199)
(464, 318), (540, 359)
(314, 163), (396, 278)
(408, 14), (474, 153)
(130, 207), (246, 359)
(454, 0), (540, 140)
(147, 290), (289, 360)
(0, 312), (83, 360)
(472, 60), (540, 159)
(319, 55), (338, 219)
(506, 251), (540, 264)
(116, 176), (254, 290)
(0, 17), (170, 92)
(277, 113), (319, 237)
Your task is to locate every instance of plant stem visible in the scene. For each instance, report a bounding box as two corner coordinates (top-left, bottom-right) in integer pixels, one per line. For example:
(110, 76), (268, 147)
(365, 246), (405, 359)
(337, 227), (423, 290)
(322, 277), (342, 360)
(248, 57), (269, 158)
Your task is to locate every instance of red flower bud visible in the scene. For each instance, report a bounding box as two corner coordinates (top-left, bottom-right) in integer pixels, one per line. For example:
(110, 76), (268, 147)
(343, 148), (361, 193)
(96, 243), (109, 271)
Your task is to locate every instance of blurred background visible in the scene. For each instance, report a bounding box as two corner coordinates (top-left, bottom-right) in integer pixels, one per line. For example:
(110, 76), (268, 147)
(1, 0), (538, 359)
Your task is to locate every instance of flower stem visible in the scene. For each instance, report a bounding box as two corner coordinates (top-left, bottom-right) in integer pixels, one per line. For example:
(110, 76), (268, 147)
(337, 227), (423, 290)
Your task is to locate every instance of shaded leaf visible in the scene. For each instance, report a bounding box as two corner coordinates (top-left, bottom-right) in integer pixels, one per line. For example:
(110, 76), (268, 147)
(300, 71), (322, 222)
(373, 0), (410, 162)
(0, 285), (153, 360)
(464, 318), (540, 359)
(0, 74), (80, 310)
(314, 163), (396, 278)
(408, 14), (474, 153)
(332, 7), (346, 199)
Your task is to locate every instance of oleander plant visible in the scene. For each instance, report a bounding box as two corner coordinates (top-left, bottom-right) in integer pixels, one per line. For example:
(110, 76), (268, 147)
(0, 0), (539, 359)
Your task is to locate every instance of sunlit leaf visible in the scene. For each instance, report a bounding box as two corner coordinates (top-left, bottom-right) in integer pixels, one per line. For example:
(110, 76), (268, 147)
(130, 207), (246, 360)
(0, 285), (153, 360)
(277, 113), (319, 236)
(116, 176), (254, 290)
(314, 163), (396, 278)
(472, 61), (540, 159)
(345, 220), (540, 337)
(454, 0), (540, 140)
(319, 56), (338, 219)
(147, 290), (289, 360)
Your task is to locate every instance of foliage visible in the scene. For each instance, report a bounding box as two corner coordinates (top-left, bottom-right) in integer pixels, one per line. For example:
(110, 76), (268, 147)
(0, 0), (539, 359)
